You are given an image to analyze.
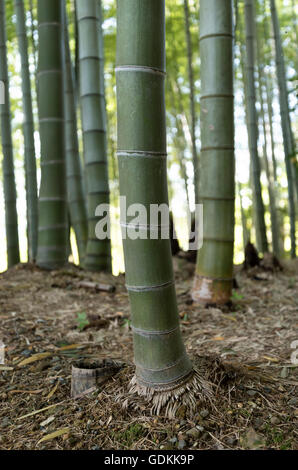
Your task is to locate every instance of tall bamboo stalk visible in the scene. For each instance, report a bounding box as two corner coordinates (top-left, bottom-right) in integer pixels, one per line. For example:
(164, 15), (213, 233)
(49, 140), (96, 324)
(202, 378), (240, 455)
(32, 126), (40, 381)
(116, 0), (193, 391)
(256, 18), (280, 256)
(244, 0), (268, 254)
(238, 182), (250, 250)
(36, 0), (68, 269)
(270, 0), (296, 258)
(192, 0), (235, 305)
(29, 0), (38, 73)
(237, 14), (256, 251)
(183, 0), (199, 205)
(0, 0), (20, 267)
(167, 78), (190, 211)
(291, 0), (298, 75)
(28, 0), (39, 107)
(265, 74), (278, 181)
(76, 0), (111, 271)
(62, 2), (88, 265)
(14, 0), (38, 262)
(264, 75), (285, 254)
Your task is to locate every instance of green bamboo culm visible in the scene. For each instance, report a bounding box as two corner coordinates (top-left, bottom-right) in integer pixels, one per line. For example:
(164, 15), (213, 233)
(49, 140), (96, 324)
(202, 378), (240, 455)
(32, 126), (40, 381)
(76, 0), (111, 272)
(270, 0), (296, 258)
(183, 0), (199, 206)
(255, 14), (280, 257)
(14, 0), (38, 262)
(244, 0), (268, 255)
(62, 2), (88, 265)
(238, 183), (250, 251)
(192, 0), (235, 305)
(36, 0), (68, 269)
(0, 0), (20, 267)
(116, 0), (193, 391)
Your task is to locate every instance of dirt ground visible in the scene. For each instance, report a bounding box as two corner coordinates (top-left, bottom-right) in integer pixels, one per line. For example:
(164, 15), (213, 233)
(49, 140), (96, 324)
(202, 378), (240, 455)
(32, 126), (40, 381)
(0, 256), (297, 450)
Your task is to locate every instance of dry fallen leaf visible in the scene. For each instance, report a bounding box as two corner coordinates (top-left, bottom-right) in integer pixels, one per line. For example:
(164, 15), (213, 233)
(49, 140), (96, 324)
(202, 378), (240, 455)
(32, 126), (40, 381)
(40, 416), (55, 428)
(240, 427), (266, 449)
(263, 356), (279, 363)
(17, 401), (64, 420)
(46, 382), (59, 400)
(37, 427), (70, 444)
(221, 314), (237, 322)
(17, 352), (52, 367)
(56, 344), (83, 351)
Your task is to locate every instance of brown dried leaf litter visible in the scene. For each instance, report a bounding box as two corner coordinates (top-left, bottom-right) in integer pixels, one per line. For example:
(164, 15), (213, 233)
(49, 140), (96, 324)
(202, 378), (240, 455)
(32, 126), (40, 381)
(0, 259), (297, 450)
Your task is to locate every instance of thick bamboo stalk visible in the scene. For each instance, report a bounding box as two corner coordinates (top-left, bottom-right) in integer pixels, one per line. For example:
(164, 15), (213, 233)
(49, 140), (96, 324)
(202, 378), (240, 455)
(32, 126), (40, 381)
(183, 0), (199, 205)
(62, 2), (88, 265)
(244, 0), (268, 254)
(76, 0), (111, 272)
(192, 0), (235, 305)
(116, 0), (192, 389)
(36, 0), (68, 269)
(0, 0), (20, 267)
(14, 0), (38, 262)
(270, 0), (296, 258)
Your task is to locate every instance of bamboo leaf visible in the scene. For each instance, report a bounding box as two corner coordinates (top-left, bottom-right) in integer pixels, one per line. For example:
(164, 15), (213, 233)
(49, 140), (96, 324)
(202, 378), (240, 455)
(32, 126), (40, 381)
(263, 356), (279, 362)
(56, 344), (82, 351)
(46, 382), (59, 400)
(37, 427), (70, 444)
(17, 402), (64, 420)
(17, 352), (52, 367)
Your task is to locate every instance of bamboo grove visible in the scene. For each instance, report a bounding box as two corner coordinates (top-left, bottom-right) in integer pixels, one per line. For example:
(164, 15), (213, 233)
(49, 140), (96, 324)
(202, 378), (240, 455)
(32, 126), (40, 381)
(0, 0), (297, 400)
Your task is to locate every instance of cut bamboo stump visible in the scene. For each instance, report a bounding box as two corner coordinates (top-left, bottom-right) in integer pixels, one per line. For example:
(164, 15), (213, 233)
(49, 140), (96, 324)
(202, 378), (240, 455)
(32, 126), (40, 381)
(71, 359), (123, 398)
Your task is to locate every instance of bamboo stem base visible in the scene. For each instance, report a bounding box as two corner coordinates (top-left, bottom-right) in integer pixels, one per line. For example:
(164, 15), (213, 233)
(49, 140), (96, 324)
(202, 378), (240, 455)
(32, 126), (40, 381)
(128, 367), (214, 418)
(191, 274), (233, 305)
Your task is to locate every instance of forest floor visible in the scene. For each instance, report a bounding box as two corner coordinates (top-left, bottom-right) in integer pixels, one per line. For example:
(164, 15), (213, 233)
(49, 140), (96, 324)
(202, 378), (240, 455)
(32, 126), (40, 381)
(0, 256), (297, 450)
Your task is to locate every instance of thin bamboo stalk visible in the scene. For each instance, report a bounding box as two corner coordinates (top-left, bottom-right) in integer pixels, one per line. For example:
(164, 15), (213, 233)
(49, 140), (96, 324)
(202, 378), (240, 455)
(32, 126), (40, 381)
(36, 0), (68, 269)
(183, 0), (199, 205)
(116, 0), (193, 389)
(29, 0), (38, 72)
(167, 78), (190, 212)
(270, 0), (296, 258)
(62, 2), (88, 265)
(14, 0), (38, 262)
(265, 75), (278, 181)
(76, 0), (111, 272)
(244, 0), (268, 254)
(0, 0), (20, 267)
(192, 0), (235, 305)
(261, 1), (284, 254)
(255, 17), (280, 256)
(264, 77), (285, 254)
(238, 182), (250, 250)
(237, 14), (256, 250)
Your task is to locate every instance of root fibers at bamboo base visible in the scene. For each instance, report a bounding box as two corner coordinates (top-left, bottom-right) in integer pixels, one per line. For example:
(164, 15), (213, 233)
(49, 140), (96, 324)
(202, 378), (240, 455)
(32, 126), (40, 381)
(0, 259), (297, 450)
